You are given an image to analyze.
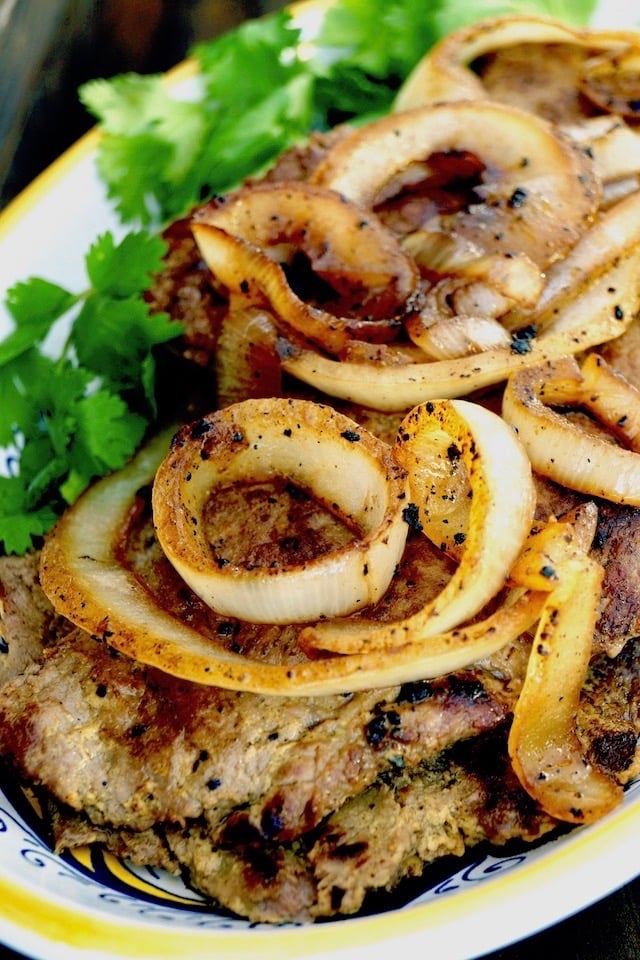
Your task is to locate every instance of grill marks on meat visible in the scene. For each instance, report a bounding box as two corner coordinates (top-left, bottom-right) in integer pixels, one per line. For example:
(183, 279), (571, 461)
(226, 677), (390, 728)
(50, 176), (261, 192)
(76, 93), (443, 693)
(308, 730), (557, 919)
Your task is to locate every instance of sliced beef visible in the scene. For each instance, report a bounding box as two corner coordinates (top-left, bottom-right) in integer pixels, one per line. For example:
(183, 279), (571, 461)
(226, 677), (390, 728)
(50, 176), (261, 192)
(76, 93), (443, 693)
(0, 628), (514, 839)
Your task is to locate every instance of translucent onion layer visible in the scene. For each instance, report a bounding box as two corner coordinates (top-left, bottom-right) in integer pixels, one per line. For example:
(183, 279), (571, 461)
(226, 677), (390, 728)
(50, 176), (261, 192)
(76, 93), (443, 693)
(152, 398), (410, 623)
(299, 399), (536, 654)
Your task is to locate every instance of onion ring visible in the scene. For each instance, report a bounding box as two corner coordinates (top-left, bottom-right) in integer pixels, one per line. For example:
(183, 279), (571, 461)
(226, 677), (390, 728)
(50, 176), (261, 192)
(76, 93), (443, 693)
(394, 14), (640, 115)
(503, 354), (640, 506)
(299, 399), (536, 653)
(195, 182), (417, 320)
(192, 182), (417, 354)
(38, 429), (539, 696)
(152, 398), (409, 623)
(311, 100), (600, 269)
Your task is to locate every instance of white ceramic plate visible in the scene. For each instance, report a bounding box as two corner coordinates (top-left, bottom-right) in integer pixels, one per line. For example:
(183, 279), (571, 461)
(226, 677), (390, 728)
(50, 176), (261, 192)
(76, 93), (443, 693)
(1, 4), (640, 958)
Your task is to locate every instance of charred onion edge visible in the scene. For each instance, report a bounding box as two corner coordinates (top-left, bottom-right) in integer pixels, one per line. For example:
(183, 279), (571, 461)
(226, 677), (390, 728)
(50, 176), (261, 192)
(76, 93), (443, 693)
(503, 354), (640, 506)
(300, 399), (536, 653)
(191, 182), (419, 355)
(38, 428), (544, 696)
(151, 398), (409, 624)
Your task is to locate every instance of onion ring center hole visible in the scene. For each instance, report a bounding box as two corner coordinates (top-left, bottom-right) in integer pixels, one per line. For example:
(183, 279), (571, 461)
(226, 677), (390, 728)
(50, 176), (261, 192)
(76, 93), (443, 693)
(202, 476), (361, 571)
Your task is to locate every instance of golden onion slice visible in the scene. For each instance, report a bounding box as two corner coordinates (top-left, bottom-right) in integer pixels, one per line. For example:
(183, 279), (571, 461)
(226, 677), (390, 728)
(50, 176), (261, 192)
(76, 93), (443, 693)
(152, 398), (409, 624)
(311, 100), (600, 270)
(39, 429), (539, 696)
(503, 355), (640, 506)
(300, 399), (536, 654)
(508, 544), (622, 823)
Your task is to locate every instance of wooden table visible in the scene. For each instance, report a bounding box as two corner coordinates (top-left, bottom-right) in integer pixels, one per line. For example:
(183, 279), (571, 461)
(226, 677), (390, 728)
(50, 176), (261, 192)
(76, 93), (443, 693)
(0, 2), (638, 958)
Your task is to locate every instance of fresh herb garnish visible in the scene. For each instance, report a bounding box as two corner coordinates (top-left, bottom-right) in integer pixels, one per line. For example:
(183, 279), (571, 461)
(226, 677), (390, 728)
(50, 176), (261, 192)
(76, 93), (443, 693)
(0, 231), (181, 554)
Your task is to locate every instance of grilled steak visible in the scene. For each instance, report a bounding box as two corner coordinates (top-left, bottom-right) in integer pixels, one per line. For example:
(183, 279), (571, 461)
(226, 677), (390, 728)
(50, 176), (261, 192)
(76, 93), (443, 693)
(0, 490), (638, 923)
(4, 629), (636, 923)
(2, 122), (640, 925)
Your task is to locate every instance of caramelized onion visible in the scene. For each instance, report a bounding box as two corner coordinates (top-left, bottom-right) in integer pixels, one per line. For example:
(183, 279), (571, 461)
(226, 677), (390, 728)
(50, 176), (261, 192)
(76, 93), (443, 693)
(311, 100), (600, 269)
(281, 192), (640, 410)
(38, 429), (539, 696)
(505, 188), (640, 332)
(152, 398), (409, 623)
(508, 530), (622, 823)
(192, 182), (417, 354)
(196, 182), (417, 318)
(299, 399), (536, 653)
(394, 14), (640, 116)
(503, 355), (640, 506)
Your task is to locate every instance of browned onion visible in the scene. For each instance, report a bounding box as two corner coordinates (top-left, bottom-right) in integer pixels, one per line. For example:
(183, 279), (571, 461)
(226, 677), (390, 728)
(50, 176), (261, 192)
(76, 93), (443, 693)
(192, 181), (418, 354)
(508, 526), (622, 823)
(503, 355), (640, 506)
(311, 99), (600, 270)
(152, 398), (409, 624)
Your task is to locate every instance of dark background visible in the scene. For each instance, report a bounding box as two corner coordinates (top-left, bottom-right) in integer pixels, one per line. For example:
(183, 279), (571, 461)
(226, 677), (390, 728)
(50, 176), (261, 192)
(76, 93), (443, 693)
(0, 0), (287, 207)
(0, 1), (639, 957)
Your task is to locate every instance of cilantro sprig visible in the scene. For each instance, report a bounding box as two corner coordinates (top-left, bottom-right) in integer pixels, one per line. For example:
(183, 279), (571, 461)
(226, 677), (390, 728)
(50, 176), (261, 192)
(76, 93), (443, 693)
(0, 231), (181, 554)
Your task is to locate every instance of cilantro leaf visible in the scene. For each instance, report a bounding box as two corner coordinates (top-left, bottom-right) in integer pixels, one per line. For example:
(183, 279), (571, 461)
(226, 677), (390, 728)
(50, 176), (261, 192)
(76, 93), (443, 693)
(81, 75), (207, 224)
(0, 476), (59, 555)
(0, 230), (182, 555)
(0, 279), (77, 365)
(60, 390), (146, 503)
(85, 230), (167, 297)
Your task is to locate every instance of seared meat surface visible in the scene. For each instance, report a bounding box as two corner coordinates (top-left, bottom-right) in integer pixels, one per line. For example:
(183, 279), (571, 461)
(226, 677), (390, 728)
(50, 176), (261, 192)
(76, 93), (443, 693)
(6, 635), (636, 923)
(0, 551), (638, 922)
(0, 628), (515, 838)
(0, 552), (72, 686)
